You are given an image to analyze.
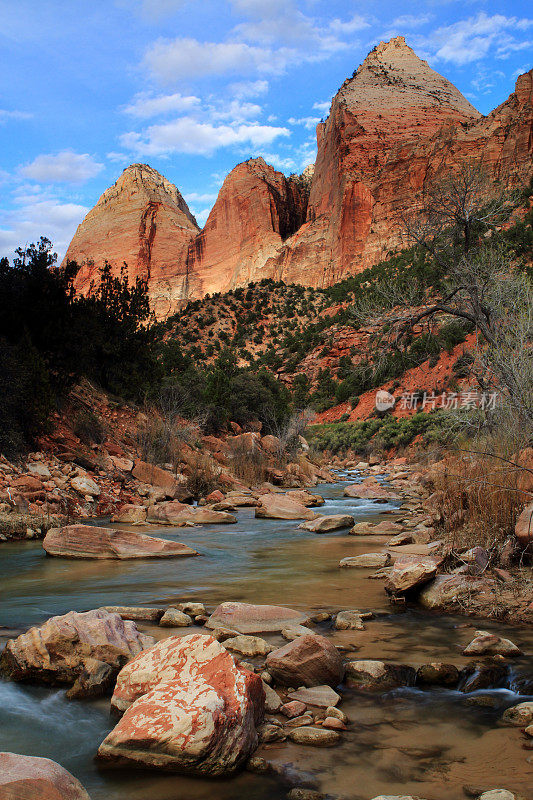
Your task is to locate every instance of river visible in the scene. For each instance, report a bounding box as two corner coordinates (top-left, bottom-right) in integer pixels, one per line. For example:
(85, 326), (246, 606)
(1, 472), (531, 799)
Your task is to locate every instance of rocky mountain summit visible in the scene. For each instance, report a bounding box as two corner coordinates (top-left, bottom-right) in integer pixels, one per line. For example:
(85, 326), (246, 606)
(66, 163), (199, 318)
(64, 37), (533, 317)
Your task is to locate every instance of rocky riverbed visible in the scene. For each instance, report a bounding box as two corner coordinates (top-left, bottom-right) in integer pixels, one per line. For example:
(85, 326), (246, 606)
(0, 468), (531, 800)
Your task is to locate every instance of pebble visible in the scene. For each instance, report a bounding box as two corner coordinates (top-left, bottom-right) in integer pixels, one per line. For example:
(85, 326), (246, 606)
(288, 727), (341, 747)
(159, 608), (192, 627)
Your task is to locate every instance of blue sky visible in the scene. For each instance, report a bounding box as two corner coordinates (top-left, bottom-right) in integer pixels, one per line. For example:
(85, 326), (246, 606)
(1, 0), (531, 261)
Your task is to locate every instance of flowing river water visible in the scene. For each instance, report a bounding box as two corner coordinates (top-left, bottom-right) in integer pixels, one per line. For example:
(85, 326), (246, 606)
(1, 471), (532, 799)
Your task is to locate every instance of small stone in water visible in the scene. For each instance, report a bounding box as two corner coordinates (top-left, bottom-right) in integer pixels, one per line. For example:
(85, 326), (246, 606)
(309, 612), (331, 623)
(246, 756), (270, 774)
(177, 601), (206, 616)
(282, 625), (315, 640)
(281, 700), (307, 718)
(322, 716), (345, 730)
(285, 713), (314, 727)
(159, 608), (192, 627)
(287, 790), (325, 800)
(334, 610), (365, 630)
(223, 634), (273, 657)
(288, 726), (341, 747)
(325, 706), (349, 723)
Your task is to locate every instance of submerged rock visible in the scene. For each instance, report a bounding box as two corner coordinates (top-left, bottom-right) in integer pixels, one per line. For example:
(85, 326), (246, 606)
(206, 601), (308, 634)
(266, 635), (344, 688)
(99, 633), (264, 775)
(345, 660), (416, 692)
(287, 727), (341, 746)
(0, 752), (91, 800)
(1, 609), (153, 694)
(416, 663), (460, 687)
(288, 685), (341, 708)
(43, 524), (199, 560)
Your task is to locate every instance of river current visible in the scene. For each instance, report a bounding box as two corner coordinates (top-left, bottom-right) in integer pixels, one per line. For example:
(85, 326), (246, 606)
(1, 472), (531, 799)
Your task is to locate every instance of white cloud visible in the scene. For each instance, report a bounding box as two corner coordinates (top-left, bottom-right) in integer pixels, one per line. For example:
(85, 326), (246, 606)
(210, 99), (263, 122)
(230, 79), (269, 98)
(120, 117), (290, 156)
(124, 92), (200, 117)
(184, 191), (218, 204)
(313, 100), (331, 116)
(20, 151), (104, 184)
(0, 195), (88, 261)
(330, 14), (371, 35)
(288, 116), (321, 130)
(419, 13), (533, 66)
(144, 38), (278, 82)
(261, 152), (298, 172)
(0, 109), (32, 123)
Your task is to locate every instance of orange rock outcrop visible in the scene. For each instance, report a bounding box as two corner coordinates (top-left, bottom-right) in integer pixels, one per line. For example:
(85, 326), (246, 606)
(65, 163), (199, 318)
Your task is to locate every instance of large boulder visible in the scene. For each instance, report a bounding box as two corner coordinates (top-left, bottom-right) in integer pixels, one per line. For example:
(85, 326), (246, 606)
(299, 514), (354, 533)
(131, 460), (177, 492)
(266, 635), (344, 688)
(385, 556), (441, 595)
(42, 524), (198, 559)
(70, 475), (100, 497)
(0, 609), (154, 694)
(0, 752), (91, 800)
(206, 602), (308, 634)
(99, 634), (264, 776)
(345, 660), (416, 692)
(418, 574), (492, 610)
(255, 494), (316, 520)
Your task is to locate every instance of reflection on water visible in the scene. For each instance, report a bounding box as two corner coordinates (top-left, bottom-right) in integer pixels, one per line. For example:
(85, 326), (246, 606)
(1, 476), (532, 799)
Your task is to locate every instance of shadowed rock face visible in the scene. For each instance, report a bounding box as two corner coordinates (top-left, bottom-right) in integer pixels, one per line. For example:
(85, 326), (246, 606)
(65, 163), (199, 319)
(64, 39), (533, 314)
(183, 157), (309, 297)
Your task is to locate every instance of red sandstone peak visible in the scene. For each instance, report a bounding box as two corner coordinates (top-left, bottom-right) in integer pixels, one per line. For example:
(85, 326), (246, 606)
(339, 35), (481, 127)
(184, 156), (309, 297)
(65, 163), (199, 318)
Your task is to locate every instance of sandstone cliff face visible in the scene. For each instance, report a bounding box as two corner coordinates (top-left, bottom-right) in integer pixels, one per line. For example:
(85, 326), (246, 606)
(64, 38), (533, 313)
(65, 164), (199, 318)
(184, 157), (309, 297)
(271, 36), (532, 287)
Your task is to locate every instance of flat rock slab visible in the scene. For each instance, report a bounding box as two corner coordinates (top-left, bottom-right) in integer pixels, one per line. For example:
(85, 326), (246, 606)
(299, 515), (354, 533)
(43, 524), (199, 559)
(288, 685), (341, 707)
(100, 606), (165, 622)
(0, 752), (91, 800)
(340, 553), (391, 568)
(206, 602), (308, 634)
